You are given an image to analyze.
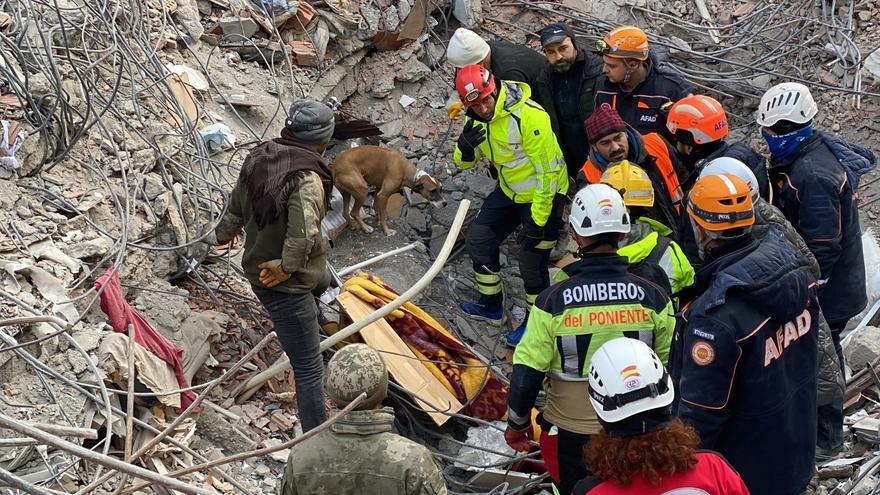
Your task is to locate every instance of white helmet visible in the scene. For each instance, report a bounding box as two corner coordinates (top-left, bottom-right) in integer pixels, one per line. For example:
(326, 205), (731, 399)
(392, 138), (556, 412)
(569, 184), (631, 237)
(756, 82), (818, 127)
(588, 337), (674, 423)
(699, 157), (759, 200)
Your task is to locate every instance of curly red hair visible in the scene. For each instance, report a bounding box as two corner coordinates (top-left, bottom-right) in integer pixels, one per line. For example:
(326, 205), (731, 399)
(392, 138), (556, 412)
(583, 418), (699, 486)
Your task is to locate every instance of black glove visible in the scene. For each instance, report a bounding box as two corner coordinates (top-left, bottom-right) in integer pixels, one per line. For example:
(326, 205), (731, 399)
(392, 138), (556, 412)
(457, 119), (486, 162)
(520, 219), (545, 249)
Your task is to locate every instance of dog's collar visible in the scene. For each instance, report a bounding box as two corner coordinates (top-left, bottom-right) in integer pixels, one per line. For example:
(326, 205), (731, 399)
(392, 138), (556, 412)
(413, 169), (429, 184)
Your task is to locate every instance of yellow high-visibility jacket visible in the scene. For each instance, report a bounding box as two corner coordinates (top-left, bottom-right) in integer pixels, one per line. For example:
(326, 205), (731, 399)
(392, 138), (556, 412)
(454, 80), (568, 226)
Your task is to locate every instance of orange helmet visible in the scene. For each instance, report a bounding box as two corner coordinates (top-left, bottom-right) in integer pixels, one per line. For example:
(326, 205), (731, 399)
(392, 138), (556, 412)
(687, 174), (754, 231)
(598, 26), (649, 61)
(455, 64), (495, 107)
(666, 95), (728, 145)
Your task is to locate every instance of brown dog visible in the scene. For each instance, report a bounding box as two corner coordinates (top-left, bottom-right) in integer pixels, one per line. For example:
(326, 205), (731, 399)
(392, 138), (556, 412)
(334, 145), (444, 236)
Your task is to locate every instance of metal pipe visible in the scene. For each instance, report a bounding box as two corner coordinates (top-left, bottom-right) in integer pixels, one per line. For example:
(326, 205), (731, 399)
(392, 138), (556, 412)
(121, 392), (368, 495)
(0, 413), (215, 495)
(337, 241), (424, 277)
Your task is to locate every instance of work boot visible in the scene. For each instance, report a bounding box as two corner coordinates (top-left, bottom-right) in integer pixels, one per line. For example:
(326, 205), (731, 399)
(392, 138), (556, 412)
(504, 323), (527, 347)
(459, 301), (507, 327)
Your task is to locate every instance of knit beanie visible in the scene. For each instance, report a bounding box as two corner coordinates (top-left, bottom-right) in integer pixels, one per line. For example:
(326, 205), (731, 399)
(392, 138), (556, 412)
(584, 103), (627, 143)
(326, 344), (389, 410)
(284, 99), (335, 143)
(447, 28), (491, 68)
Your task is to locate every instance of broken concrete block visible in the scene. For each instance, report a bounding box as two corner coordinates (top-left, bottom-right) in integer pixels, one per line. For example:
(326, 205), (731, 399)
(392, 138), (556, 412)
(383, 6), (400, 31)
(396, 58), (431, 82)
(844, 325), (880, 371)
(819, 463), (855, 480)
(196, 407), (258, 454)
(174, 0), (205, 41)
(380, 119), (404, 138)
(405, 208), (429, 232)
(219, 16), (259, 38)
(452, 0), (482, 28)
(465, 173), (496, 199)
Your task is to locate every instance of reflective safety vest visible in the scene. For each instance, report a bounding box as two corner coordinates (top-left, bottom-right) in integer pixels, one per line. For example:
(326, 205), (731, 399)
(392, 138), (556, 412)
(454, 80), (569, 226)
(580, 132), (683, 210)
(553, 218), (694, 294)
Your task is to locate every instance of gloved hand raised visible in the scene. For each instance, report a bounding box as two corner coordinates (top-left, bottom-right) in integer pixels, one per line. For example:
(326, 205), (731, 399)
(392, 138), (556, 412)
(520, 219), (545, 249)
(258, 259), (290, 288)
(504, 425), (534, 452)
(457, 119), (486, 162)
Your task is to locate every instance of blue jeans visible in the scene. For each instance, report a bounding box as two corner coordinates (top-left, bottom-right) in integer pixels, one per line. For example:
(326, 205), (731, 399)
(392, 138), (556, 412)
(252, 285), (326, 432)
(817, 320), (846, 450)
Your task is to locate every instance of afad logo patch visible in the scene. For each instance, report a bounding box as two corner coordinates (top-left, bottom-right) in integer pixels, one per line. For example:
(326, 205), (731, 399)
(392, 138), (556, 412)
(690, 340), (715, 366)
(620, 365), (641, 390)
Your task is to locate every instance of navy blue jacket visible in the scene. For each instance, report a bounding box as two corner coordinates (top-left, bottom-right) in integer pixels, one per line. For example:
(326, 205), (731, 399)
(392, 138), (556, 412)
(770, 131), (873, 324)
(594, 53), (693, 137)
(670, 229), (818, 495)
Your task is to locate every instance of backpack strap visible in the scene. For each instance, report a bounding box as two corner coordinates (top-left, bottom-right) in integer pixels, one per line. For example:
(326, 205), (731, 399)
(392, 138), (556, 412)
(645, 236), (671, 265)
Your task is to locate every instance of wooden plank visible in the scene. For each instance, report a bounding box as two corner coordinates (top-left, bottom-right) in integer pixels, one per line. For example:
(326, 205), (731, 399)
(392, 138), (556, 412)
(165, 72), (200, 127)
(336, 291), (463, 425)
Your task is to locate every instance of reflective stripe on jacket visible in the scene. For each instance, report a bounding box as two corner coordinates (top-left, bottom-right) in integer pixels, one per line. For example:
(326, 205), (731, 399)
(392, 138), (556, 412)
(516, 254), (675, 380)
(454, 80), (569, 226)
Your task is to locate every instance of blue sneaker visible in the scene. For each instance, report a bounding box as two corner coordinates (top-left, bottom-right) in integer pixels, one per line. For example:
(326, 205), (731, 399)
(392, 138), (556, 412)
(504, 323), (527, 347)
(459, 301), (506, 327)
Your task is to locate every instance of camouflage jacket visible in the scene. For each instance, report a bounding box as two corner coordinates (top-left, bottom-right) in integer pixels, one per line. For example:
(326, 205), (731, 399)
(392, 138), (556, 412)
(281, 407), (447, 495)
(215, 171), (327, 294)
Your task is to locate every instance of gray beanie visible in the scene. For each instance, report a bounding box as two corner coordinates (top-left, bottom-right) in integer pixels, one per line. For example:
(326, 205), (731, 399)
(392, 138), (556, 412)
(284, 99), (335, 143)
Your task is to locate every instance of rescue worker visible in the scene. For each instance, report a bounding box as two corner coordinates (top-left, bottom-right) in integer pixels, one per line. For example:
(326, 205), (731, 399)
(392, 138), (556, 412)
(554, 161), (694, 297)
(698, 157), (845, 460)
(506, 184), (675, 495)
(452, 64), (569, 346)
(666, 94), (768, 198)
(445, 27), (547, 120)
(603, 161), (694, 295)
(531, 22), (604, 178)
(664, 94), (768, 262)
(215, 99), (334, 432)
(594, 25), (693, 136)
(281, 344), (447, 495)
(670, 173), (819, 495)
(574, 338), (750, 495)
(758, 82), (875, 455)
(579, 104), (684, 239)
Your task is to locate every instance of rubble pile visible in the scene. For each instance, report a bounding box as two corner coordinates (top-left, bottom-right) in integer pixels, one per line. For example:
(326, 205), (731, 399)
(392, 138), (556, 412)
(0, 0), (879, 492)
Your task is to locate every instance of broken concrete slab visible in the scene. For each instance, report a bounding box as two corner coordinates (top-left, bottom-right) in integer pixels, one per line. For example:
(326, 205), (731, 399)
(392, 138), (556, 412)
(844, 325), (880, 372)
(218, 16), (259, 38)
(464, 173), (496, 199)
(452, 0), (482, 28)
(308, 49), (367, 102)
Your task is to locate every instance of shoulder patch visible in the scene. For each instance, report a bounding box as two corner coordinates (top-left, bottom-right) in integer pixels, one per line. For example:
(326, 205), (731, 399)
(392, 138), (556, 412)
(690, 340), (716, 366)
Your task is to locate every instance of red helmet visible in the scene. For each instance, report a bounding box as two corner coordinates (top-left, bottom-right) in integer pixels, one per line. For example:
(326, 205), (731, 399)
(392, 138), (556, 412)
(455, 64), (496, 107)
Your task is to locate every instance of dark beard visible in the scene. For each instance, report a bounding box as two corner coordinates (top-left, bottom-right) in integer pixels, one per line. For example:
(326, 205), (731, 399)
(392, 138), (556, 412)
(552, 59), (574, 73)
